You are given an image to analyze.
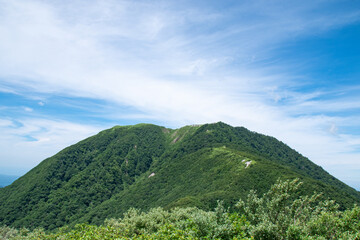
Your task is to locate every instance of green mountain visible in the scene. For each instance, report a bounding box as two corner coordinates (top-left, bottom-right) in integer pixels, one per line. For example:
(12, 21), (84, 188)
(0, 122), (359, 230)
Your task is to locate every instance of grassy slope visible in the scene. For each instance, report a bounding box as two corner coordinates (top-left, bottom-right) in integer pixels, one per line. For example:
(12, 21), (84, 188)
(82, 131), (360, 225)
(0, 122), (359, 230)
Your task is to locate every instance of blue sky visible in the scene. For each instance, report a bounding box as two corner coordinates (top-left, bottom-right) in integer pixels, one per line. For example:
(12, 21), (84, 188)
(0, 0), (360, 190)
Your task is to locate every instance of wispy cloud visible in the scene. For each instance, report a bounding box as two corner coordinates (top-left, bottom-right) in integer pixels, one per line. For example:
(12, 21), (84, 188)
(0, 0), (360, 188)
(0, 116), (101, 174)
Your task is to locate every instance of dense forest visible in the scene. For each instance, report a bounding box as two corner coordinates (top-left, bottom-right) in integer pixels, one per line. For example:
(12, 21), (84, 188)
(1, 179), (359, 239)
(0, 122), (359, 235)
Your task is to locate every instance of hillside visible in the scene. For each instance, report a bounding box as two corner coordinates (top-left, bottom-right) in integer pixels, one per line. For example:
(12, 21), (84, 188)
(0, 122), (359, 230)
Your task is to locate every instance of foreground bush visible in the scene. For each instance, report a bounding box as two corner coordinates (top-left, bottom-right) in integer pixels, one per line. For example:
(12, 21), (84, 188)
(0, 205), (251, 239)
(236, 178), (360, 239)
(1, 179), (359, 239)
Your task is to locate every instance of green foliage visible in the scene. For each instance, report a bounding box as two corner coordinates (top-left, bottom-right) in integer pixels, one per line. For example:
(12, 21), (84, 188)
(0, 122), (359, 230)
(1, 179), (360, 239)
(0, 203), (251, 239)
(103, 203), (250, 239)
(0, 124), (167, 229)
(236, 178), (360, 240)
(0, 225), (20, 239)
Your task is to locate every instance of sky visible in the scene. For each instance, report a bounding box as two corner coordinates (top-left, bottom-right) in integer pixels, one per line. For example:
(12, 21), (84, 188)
(0, 0), (360, 190)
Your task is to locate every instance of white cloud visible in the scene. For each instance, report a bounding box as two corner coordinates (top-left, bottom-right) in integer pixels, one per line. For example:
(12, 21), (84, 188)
(0, 117), (102, 172)
(0, 119), (14, 127)
(0, 0), (359, 187)
(23, 107), (33, 112)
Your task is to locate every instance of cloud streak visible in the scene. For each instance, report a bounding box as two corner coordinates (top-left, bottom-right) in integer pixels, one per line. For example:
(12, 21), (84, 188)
(0, 116), (101, 174)
(0, 0), (360, 188)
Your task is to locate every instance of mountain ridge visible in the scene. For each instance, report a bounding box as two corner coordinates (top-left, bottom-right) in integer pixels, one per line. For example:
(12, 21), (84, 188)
(0, 122), (359, 229)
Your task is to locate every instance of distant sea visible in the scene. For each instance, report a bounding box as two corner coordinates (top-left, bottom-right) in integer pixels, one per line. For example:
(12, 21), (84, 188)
(0, 174), (19, 187)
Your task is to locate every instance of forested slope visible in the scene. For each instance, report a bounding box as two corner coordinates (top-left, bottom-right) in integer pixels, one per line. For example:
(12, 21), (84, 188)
(0, 122), (359, 230)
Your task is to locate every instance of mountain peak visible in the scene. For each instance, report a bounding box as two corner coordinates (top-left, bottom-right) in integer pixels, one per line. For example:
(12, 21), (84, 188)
(0, 122), (359, 229)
